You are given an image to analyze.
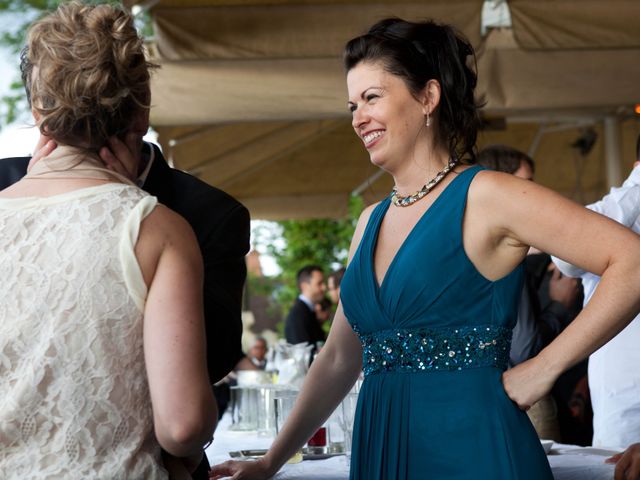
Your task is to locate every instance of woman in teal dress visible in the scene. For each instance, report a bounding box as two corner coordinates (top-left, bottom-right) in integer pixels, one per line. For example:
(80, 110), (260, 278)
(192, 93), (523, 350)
(210, 19), (640, 480)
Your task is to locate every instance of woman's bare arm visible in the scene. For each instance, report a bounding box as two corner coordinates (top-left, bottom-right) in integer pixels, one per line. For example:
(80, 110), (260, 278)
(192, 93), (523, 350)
(138, 206), (217, 457)
(466, 171), (640, 408)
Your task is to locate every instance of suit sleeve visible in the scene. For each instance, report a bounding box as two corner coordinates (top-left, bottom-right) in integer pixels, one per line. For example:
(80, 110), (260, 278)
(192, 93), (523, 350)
(0, 157), (30, 189)
(200, 201), (250, 384)
(285, 305), (315, 345)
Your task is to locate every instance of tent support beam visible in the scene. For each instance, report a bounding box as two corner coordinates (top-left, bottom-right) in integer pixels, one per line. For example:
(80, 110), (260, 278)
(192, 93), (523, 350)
(352, 169), (386, 196)
(213, 120), (344, 188)
(526, 120), (597, 159)
(604, 116), (623, 189)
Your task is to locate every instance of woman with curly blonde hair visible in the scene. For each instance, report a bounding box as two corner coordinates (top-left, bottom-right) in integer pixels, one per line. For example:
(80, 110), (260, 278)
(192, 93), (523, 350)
(0, 3), (215, 478)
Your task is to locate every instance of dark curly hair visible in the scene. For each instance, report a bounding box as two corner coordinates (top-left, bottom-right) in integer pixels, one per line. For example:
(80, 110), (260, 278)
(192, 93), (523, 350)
(344, 18), (481, 164)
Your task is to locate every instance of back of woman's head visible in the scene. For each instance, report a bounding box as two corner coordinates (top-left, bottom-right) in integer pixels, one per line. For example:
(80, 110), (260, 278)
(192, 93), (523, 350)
(477, 144), (535, 174)
(344, 18), (481, 164)
(22, 2), (155, 151)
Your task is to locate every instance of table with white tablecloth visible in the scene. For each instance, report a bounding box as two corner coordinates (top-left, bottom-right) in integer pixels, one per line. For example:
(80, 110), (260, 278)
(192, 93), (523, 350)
(206, 414), (618, 480)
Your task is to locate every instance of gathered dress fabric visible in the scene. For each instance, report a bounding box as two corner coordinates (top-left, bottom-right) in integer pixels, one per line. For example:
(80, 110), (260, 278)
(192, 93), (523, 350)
(0, 182), (167, 479)
(340, 166), (553, 480)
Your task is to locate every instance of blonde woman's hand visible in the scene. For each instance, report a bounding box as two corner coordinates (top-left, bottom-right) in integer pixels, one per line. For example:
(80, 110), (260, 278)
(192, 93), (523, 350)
(209, 458), (274, 480)
(501, 356), (557, 411)
(27, 134), (56, 172)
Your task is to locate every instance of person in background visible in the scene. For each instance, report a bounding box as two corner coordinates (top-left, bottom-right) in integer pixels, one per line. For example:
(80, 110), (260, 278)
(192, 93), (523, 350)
(315, 297), (333, 325)
(212, 337), (269, 420)
(553, 133), (640, 452)
(0, 3), (215, 477)
(327, 267), (346, 305)
(478, 144), (584, 442)
(248, 337), (268, 370)
(284, 265), (327, 349)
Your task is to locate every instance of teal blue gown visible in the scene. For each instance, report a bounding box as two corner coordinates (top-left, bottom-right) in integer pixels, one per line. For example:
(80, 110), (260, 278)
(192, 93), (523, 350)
(340, 166), (553, 479)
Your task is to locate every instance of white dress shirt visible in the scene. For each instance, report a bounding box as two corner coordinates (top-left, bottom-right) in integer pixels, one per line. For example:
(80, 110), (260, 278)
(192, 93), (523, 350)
(553, 165), (640, 449)
(298, 294), (315, 312)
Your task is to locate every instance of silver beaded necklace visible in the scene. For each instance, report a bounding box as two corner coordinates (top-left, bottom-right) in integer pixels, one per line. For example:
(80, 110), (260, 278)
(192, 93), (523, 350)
(390, 157), (459, 207)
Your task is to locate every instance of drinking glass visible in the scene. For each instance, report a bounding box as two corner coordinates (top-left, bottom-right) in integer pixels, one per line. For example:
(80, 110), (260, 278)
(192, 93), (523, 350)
(327, 408), (346, 453)
(273, 391), (303, 464)
(229, 386), (259, 431)
(256, 385), (282, 437)
(340, 392), (359, 467)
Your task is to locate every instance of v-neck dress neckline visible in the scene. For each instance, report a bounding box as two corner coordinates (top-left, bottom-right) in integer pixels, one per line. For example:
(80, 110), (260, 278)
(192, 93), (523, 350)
(371, 167), (473, 293)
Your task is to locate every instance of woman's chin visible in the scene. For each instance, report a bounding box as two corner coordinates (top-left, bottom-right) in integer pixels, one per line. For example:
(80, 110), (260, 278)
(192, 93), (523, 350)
(368, 153), (385, 168)
(368, 153), (393, 173)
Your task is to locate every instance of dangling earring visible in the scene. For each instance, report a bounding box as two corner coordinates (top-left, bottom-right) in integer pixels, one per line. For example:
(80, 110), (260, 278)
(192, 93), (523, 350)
(425, 111), (431, 127)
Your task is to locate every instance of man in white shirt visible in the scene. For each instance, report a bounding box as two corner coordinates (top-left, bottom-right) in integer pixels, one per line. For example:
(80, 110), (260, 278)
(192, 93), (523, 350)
(553, 137), (640, 450)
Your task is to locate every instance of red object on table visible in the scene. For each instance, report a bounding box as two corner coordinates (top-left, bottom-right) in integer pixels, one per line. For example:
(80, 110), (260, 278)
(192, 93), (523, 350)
(308, 427), (327, 447)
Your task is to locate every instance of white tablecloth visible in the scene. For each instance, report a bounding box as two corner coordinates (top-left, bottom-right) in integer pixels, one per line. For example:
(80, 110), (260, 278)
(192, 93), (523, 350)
(207, 415), (618, 480)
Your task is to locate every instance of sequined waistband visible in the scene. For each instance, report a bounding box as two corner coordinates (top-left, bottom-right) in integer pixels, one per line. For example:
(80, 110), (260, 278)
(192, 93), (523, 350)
(355, 325), (512, 376)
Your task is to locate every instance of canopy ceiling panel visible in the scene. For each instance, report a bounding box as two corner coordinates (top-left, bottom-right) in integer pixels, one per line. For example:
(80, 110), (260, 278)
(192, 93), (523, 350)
(150, 1), (483, 61)
(241, 194), (351, 220)
(477, 29), (640, 114)
(509, 0), (640, 49)
(166, 121), (296, 171)
(156, 119), (393, 219)
(218, 122), (376, 195)
(196, 120), (345, 185)
(149, 58), (346, 125)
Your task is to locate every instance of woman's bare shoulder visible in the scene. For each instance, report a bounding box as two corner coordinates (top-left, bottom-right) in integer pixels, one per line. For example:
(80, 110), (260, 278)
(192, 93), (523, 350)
(136, 204), (202, 284)
(141, 204), (195, 241)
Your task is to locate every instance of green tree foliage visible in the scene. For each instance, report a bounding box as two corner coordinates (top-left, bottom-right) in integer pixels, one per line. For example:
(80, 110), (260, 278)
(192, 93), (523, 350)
(0, 3), (46, 125)
(245, 272), (284, 335)
(268, 195), (365, 315)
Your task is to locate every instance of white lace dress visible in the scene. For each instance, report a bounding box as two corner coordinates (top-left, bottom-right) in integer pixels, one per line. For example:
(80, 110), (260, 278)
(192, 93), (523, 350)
(0, 183), (167, 479)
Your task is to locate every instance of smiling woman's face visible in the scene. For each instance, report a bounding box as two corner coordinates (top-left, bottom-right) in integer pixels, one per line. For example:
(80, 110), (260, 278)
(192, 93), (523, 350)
(347, 61), (428, 171)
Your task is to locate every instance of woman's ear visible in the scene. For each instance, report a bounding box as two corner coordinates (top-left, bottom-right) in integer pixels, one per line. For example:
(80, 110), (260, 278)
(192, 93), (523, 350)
(421, 79), (441, 116)
(31, 107), (41, 123)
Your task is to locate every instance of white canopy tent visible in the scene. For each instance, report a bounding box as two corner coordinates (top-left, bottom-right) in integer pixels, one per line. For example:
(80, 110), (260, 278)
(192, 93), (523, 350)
(128, 0), (640, 218)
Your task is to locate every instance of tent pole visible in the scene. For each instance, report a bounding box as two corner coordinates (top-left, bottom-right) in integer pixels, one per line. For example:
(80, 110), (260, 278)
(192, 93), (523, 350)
(604, 116), (623, 189)
(352, 170), (386, 196)
(527, 124), (546, 159)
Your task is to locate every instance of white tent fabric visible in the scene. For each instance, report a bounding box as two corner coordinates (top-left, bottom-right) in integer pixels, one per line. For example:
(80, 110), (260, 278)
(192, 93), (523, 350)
(126, 0), (640, 218)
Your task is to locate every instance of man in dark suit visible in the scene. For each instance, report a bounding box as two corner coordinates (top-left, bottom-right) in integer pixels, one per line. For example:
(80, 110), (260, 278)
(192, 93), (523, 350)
(285, 265), (327, 348)
(0, 139), (250, 478)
